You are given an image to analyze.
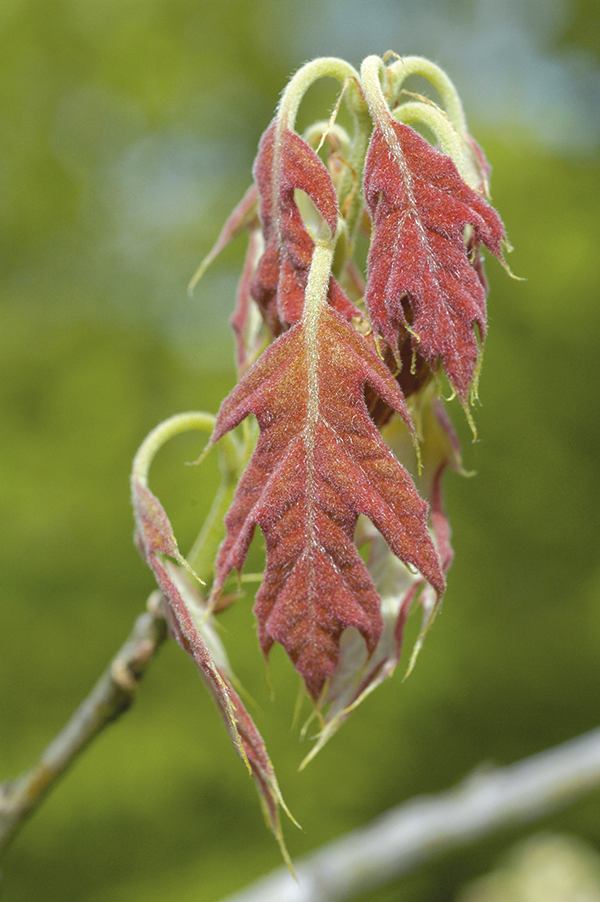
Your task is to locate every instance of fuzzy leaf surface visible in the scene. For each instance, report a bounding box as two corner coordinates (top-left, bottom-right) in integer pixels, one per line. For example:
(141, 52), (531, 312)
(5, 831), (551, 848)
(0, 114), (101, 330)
(303, 393), (461, 762)
(131, 473), (293, 863)
(363, 120), (505, 401)
(251, 121), (357, 334)
(210, 303), (445, 700)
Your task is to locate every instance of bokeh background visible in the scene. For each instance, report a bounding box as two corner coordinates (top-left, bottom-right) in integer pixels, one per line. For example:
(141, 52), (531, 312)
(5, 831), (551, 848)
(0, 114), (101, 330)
(2, 0), (600, 900)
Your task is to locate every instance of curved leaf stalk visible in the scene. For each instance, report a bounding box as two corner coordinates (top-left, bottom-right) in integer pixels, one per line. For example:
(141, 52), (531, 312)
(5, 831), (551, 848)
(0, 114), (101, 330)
(132, 412), (220, 583)
(186, 424), (248, 585)
(387, 55), (469, 137)
(276, 57), (371, 275)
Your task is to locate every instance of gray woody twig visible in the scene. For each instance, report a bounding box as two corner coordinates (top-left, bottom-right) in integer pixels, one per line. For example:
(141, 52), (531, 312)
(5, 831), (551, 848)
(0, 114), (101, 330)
(217, 726), (600, 902)
(0, 592), (168, 857)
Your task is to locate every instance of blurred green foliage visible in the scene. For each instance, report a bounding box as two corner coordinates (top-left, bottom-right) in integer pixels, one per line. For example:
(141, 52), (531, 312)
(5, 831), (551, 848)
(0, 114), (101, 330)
(1, 1), (600, 901)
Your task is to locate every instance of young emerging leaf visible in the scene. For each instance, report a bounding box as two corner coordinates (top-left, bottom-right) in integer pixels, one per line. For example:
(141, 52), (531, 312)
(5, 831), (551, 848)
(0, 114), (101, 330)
(131, 416), (294, 864)
(304, 389), (461, 761)
(208, 301), (445, 701)
(251, 121), (358, 335)
(363, 118), (505, 402)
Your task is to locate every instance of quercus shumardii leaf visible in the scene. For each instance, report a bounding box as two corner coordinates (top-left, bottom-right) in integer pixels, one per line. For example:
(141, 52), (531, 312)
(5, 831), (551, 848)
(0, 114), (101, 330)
(131, 414), (295, 864)
(307, 388), (461, 762)
(133, 51), (511, 856)
(250, 120), (358, 333)
(208, 292), (444, 701)
(363, 117), (505, 403)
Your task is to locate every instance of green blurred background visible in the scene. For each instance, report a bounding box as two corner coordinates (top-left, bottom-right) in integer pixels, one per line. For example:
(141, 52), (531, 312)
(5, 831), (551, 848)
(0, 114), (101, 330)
(1, 0), (600, 899)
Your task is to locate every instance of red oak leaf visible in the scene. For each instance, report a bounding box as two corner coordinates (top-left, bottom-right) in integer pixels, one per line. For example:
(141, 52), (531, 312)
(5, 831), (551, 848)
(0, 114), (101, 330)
(363, 120), (505, 402)
(132, 473), (294, 864)
(303, 391), (461, 762)
(251, 121), (358, 333)
(209, 302), (445, 701)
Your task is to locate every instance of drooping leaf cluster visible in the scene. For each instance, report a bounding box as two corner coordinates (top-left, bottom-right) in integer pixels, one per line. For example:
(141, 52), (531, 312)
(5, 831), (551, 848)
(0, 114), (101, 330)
(132, 53), (508, 854)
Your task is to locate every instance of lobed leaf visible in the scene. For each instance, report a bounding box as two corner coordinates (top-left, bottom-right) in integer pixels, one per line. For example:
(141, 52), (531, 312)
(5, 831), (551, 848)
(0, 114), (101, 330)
(251, 121), (358, 334)
(303, 391), (461, 762)
(209, 302), (445, 701)
(363, 119), (505, 402)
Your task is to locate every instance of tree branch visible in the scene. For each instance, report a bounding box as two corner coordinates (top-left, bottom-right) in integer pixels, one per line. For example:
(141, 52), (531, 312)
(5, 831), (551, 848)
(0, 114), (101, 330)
(0, 591), (168, 858)
(217, 726), (600, 902)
